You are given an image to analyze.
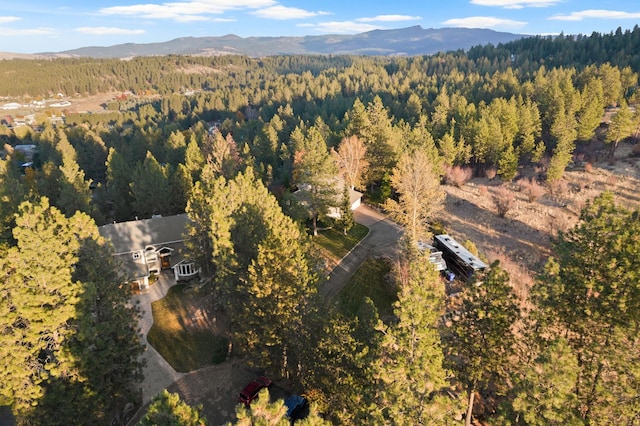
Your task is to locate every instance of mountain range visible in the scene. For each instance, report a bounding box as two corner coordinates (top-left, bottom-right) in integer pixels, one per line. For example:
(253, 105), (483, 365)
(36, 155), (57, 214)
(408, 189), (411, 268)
(2, 26), (527, 59)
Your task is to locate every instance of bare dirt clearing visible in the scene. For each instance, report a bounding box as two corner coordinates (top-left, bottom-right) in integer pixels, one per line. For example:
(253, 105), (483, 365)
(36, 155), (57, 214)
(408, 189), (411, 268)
(66, 92), (118, 112)
(442, 142), (640, 275)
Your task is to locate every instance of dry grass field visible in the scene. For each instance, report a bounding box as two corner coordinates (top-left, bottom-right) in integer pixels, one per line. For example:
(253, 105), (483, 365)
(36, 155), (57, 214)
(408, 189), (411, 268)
(442, 141), (640, 300)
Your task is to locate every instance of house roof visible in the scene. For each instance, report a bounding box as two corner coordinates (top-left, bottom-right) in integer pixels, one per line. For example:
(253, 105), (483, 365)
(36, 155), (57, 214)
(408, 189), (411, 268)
(117, 257), (150, 282)
(99, 214), (191, 255)
(349, 188), (363, 205)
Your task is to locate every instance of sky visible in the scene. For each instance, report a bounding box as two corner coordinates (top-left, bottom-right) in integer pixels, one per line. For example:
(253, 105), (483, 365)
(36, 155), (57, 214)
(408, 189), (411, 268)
(2, 0), (640, 54)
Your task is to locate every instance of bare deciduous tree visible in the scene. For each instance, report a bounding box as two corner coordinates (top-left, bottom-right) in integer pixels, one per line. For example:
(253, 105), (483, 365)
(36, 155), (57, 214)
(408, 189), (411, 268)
(385, 148), (445, 243)
(492, 185), (516, 218)
(332, 135), (368, 191)
(519, 177), (545, 202)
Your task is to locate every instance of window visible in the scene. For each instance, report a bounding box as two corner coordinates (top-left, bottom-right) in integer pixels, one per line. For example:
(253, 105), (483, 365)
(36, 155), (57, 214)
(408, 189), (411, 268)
(144, 245), (158, 262)
(178, 262), (197, 277)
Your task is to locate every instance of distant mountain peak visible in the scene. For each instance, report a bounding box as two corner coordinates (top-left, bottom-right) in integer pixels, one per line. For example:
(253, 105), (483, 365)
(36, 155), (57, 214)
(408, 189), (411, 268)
(35, 26), (526, 59)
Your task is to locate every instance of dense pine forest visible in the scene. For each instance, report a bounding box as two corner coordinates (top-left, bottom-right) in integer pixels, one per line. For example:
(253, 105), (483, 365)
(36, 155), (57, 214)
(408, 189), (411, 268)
(1, 27), (640, 425)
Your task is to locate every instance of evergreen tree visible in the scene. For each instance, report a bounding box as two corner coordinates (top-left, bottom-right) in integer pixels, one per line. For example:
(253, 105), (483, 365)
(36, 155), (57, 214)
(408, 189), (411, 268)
(231, 172), (318, 376)
(229, 388), (329, 426)
(165, 130), (187, 166)
(57, 134), (93, 217)
(130, 151), (171, 218)
(576, 77), (605, 141)
(515, 98), (542, 161)
(300, 300), (382, 424)
(533, 192), (640, 424)
(361, 96), (399, 187)
(497, 144), (519, 182)
(512, 338), (582, 426)
(376, 248), (458, 424)
(106, 147), (134, 221)
(184, 165), (235, 281)
(292, 126), (338, 236)
(0, 156), (26, 244)
(437, 131), (458, 167)
(186, 168), (318, 376)
(73, 129), (108, 183)
(403, 117), (444, 168)
(432, 86), (451, 139)
(138, 390), (207, 426)
(547, 100), (578, 183)
(443, 263), (521, 426)
(344, 98), (369, 139)
(168, 163), (193, 215)
(598, 63), (623, 106)
(32, 235), (145, 423)
(605, 101), (634, 158)
(346, 96), (398, 188)
(185, 134), (205, 183)
(0, 198), (141, 423)
(337, 185), (355, 235)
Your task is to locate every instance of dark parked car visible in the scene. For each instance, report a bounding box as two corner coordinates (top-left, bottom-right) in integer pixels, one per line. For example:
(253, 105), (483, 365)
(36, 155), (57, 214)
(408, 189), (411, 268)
(284, 394), (308, 422)
(238, 376), (272, 406)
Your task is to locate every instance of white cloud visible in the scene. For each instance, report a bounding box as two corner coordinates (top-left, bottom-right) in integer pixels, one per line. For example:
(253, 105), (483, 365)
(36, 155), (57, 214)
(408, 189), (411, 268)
(253, 5), (328, 20)
(0, 16), (21, 24)
(99, 0), (275, 21)
(357, 15), (422, 23)
(550, 9), (640, 21)
(442, 16), (527, 29)
(298, 21), (382, 34)
(471, 0), (559, 8)
(0, 27), (57, 36)
(76, 27), (146, 35)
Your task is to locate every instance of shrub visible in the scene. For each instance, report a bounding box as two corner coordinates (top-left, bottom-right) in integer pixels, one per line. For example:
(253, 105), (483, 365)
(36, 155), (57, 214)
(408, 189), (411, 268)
(429, 220), (446, 235)
(605, 174), (619, 186)
(492, 185), (515, 218)
(547, 178), (568, 196)
(445, 165), (473, 187)
(463, 239), (479, 256)
(487, 249), (534, 304)
(478, 184), (489, 198)
(519, 177), (545, 202)
(584, 162), (594, 173)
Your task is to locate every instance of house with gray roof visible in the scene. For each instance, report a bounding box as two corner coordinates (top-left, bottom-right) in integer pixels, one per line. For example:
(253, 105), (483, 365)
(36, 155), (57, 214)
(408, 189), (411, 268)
(98, 214), (199, 291)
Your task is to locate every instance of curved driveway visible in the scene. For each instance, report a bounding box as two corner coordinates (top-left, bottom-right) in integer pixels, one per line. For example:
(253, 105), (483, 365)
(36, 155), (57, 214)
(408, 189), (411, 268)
(320, 205), (403, 301)
(132, 204), (402, 423)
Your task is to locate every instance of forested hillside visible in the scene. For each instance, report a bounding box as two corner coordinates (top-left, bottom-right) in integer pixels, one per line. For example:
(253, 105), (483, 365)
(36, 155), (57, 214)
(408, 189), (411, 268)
(469, 24), (640, 73)
(1, 27), (639, 425)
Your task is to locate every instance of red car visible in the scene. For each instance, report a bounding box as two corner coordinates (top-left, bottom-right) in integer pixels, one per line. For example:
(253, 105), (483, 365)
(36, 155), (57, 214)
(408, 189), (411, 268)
(238, 376), (272, 406)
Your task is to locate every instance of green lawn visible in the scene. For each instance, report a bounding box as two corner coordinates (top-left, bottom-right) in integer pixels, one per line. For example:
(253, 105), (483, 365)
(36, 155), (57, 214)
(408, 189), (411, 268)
(338, 257), (397, 320)
(312, 223), (369, 260)
(147, 285), (228, 373)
